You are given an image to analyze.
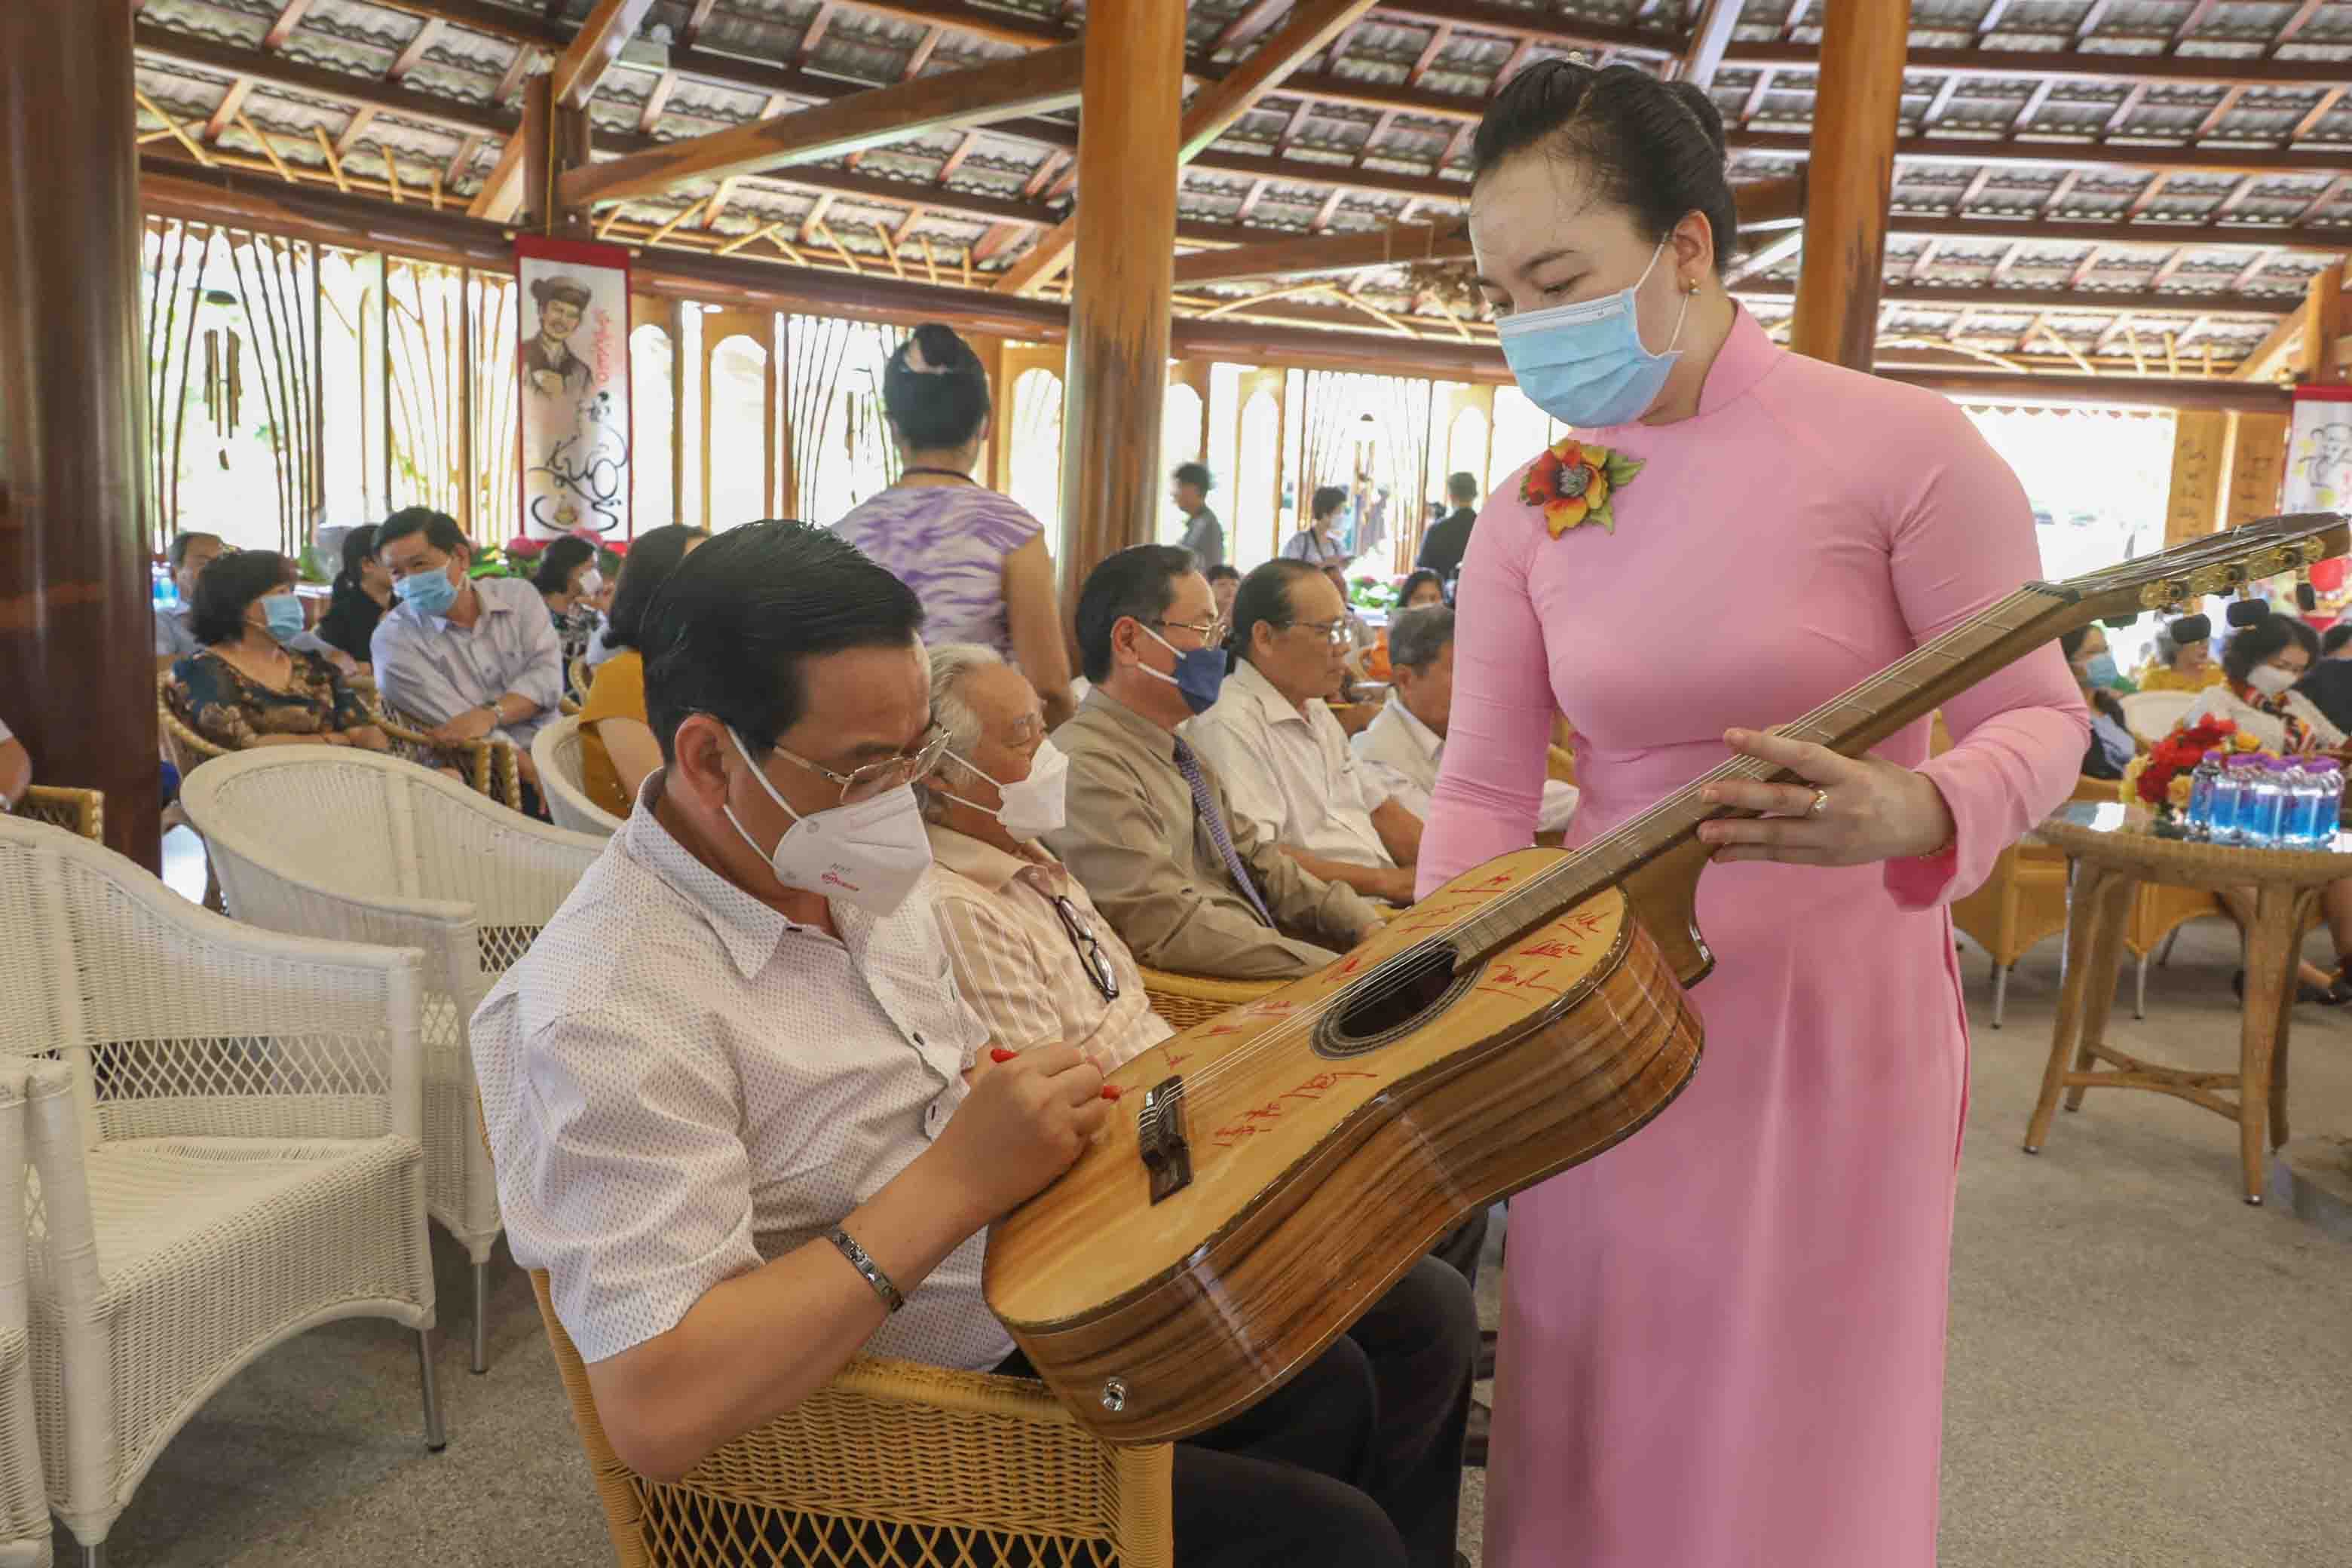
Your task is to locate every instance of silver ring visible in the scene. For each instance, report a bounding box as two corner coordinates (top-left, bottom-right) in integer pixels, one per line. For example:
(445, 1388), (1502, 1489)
(1807, 787), (1830, 819)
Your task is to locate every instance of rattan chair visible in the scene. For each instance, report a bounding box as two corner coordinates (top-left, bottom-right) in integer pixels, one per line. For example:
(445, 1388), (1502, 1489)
(522, 1267), (1171, 1568)
(1135, 968), (1281, 1031)
(568, 653), (593, 704)
(178, 747), (604, 1374)
(366, 696), (525, 811)
(533, 715), (624, 838)
(0, 1059), (55, 1568)
(0, 816), (440, 1568)
(157, 669), (503, 801)
(10, 787), (102, 844)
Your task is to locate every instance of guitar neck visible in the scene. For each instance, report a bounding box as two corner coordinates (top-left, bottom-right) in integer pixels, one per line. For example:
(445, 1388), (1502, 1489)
(1455, 583), (2084, 963)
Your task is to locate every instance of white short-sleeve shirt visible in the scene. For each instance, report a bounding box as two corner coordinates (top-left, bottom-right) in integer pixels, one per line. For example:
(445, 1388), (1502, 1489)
(470, 774), (1004, 1370)
(1184, 657), (1397, 867)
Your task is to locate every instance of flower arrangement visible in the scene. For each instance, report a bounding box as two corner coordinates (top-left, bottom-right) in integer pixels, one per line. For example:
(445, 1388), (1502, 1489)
(1520, 436), (1646, 536)
(1348, 573), (1401, 612)
(2119, 715), (2269, 832)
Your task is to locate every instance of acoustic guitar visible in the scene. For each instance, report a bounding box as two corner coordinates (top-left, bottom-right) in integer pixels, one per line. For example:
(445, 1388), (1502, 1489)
(984, 511), (2350, 1444)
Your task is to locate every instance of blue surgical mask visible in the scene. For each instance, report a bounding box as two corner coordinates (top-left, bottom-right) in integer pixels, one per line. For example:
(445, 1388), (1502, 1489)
(397, 562), (460, 618)
(2083, 651), (2121, 688)
(1496, 239), (1689, 429)
(259, 594), (308, 644)
(1138, 624), (1228, 715)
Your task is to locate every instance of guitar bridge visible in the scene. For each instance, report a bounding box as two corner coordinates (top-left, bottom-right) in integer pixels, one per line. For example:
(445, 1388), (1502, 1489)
(1138, 1076), (1190, 1204)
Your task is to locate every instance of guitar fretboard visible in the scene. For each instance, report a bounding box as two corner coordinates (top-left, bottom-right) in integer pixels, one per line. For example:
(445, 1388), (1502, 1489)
(1450, 586), (2075, 963)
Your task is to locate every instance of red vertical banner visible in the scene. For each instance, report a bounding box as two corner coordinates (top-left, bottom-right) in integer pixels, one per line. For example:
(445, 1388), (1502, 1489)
(514, 234), (633, 541)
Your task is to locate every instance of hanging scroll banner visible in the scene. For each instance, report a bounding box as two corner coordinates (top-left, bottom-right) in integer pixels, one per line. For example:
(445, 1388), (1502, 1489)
(2285, 384), (2352, 515)
(515, 234), (632, 541)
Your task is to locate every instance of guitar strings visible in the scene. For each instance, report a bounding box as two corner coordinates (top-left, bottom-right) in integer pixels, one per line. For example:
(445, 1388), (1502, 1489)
(1162, 590), (2056, 1104)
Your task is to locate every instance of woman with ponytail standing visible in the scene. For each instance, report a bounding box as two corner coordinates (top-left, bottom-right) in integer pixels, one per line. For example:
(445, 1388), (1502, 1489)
(1414, 63), (2088, 1565)
(834, 323), (1076, 726)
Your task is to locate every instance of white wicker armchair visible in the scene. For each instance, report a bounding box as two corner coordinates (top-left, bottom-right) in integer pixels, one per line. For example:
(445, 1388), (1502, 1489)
(0, 817), (439, 1568)
(0, 1060), (56, 1568)
(176, 747), (605, 1374)
(531, 715), (623, 837)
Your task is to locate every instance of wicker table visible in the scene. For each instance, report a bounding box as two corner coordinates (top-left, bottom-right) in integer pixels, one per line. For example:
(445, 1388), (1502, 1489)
(2024, 801), (2350, 1203)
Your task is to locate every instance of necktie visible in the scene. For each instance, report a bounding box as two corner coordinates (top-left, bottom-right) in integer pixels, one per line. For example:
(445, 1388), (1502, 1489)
(1171, 738), (1276, 928)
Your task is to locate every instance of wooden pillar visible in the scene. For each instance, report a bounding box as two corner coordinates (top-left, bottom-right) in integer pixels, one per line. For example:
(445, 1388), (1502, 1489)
(519, 75), (594, 237)
(1787, 0), (1907, 370)
(2220, 411), (2290, 528)
(2300, 262), (2348, 387)
(0, 0), (158, 868)
(2164, 410), (2228, 544)
(1057, 0), (1183, 595)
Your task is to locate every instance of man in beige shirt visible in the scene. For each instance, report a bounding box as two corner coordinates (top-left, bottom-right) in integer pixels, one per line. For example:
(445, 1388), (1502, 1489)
(1046, 545), (1383, 982)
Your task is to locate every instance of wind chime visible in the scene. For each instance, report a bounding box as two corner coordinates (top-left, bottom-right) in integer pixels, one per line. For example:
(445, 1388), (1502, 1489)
(202, 317), (242, 469)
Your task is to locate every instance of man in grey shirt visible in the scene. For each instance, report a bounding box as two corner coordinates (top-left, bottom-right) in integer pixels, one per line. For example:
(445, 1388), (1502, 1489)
(1171, 462), (1223, 570)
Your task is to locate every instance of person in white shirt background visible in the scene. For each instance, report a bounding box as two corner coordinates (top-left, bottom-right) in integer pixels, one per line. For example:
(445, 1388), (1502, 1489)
(1185, 559), (1422, 905)
(472, 519), (1479, 1568)
(1354, 605), (1578, 838)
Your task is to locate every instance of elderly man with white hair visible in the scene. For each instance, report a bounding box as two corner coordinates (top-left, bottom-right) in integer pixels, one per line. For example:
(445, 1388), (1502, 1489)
(923, 643), (1174, 1074)
(1352, 605), (1579, 838)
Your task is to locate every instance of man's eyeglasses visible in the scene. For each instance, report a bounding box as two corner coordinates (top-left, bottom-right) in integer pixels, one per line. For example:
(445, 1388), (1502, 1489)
(770, 726), (953, 805)
(1289, 617), (1354, 648)
(1052, 894), (1121, 1003)
(1150, 615), (1229, 648)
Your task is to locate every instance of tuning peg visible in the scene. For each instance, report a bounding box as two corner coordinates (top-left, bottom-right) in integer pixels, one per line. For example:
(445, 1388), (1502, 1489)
(2226, 598), (2270, 627)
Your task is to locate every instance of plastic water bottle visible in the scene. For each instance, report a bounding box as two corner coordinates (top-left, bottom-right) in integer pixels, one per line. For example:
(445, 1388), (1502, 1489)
(152, 562), (176, 609)
(2310, 760), (2345, 852)
(2210, 757), (2249, 845)
(2281, 762), (2323, 850)
(2244, 758), (2290, 848)
(2188, 753), (2224, 841)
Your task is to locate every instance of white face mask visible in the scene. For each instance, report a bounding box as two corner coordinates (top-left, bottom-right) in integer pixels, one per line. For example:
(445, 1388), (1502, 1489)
(2248, 664), (2300, 697)
(721, 727), (933, 917)
(937, 737), (1070, 841)
(577, 569), (604, 599)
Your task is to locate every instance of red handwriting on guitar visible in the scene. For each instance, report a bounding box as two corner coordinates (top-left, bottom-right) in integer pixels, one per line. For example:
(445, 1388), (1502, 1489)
(1475, 962), (1563, 1004)
(1209, 1070), (1378, 1146)
(1572, 911), (1606, 936)
(1164, 1052), (1190, 1069)
(1517, 939), (1579, 960)
(1205, 1022), (1247, 1037)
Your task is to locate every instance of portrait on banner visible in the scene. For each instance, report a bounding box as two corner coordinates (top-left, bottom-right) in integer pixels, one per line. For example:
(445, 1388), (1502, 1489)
(2286, 386), (2352, 515)
(516, 237), (632, 540)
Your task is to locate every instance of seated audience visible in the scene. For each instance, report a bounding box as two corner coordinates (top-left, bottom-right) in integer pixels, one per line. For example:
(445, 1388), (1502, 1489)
(2186, 613), (2342, 754)
(1355, 605), (1579, 837)
(1186, 560), (1420, 906)
(1205, 561), (1242, 624)
(834, 323), (1075, 727)
(0, 717), (28, 812)
(1352, 571), (1447, 684)
(314, 523), (391, 672)
(577, 524), (709, 816)
(923, 643), (1172, 1075)
(370, 506), (563, 764)
(1416, 473), (1481, 586)
(2059, 626), (2139, 780)
(154, 531), (225, 669)
(1280, 485), (1350, 565)
(167, 550), (389, 755)
(1044, 545), (1383, 981)
(2296, 621), (2352, 737)
(534, 535), (605, 668)
(2133, 612), (2218, 693)
(470, 521), (1477, 1568)
(1172, 461), (1223, 569)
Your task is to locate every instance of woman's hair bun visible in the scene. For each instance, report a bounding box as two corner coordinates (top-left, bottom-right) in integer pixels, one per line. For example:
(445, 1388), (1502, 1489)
(883, 321), (993, 449)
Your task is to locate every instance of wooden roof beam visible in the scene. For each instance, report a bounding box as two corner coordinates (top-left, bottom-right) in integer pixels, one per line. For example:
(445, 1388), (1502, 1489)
(262, 0), (317, 51)
(1722, 41), (2352, 91)
(1676, 0), (1746, 89)
(1737, 279), (2289, 318)
(2228, 310), (2302, 382)
(562, 44), (1086, 210)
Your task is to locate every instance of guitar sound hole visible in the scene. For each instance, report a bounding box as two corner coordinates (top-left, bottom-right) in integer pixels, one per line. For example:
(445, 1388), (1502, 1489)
(1330, 945), (1460, 1048)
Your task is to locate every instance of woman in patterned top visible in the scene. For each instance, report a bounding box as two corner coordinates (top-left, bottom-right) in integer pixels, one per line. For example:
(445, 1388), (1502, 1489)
(169, 550), (391, 754)
(831, 323), (1076, 727)
(533, 534), (606, 669)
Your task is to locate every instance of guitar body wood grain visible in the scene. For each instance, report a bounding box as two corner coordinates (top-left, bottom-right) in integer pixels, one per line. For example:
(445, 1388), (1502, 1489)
(984, 849), (1706, 1444)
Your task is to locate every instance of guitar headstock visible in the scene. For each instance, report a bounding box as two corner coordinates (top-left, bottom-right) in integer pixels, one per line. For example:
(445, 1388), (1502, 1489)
(2050, 512), (2352, 623)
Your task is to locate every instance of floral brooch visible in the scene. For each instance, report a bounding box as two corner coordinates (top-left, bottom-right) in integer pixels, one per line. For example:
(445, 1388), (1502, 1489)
(1520, 436), (1646, 536)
